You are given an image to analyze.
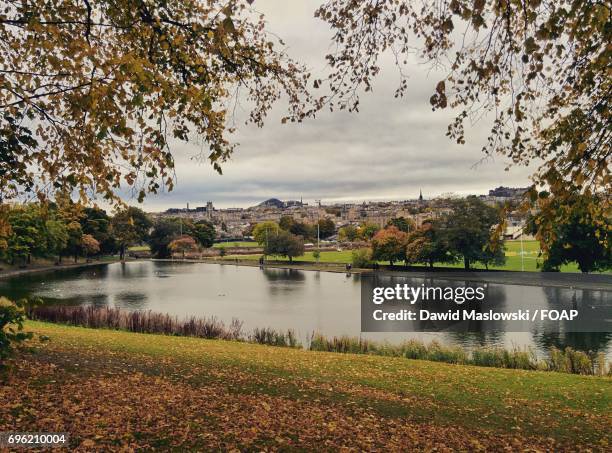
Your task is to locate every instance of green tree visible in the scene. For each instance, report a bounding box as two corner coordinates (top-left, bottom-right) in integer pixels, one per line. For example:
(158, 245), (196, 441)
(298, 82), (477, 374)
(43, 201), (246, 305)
(264, 231), (305, 263)
(81, 207), (116, 255)
(111, 207), (152, 260)
(405, 221), (454, 269)
(188, 220), (216, 249)
(289, 221), (314, 241)
(45, 219), (69, 264)
(148, 218), (183, 259)
(5, 205), (46, 266)
(359, 222), (380, 241)
(371, 226), (408, 266)
(253, 221), (280, 247)
(317, 218), (336, 239)
(527, 192), (611, 273)
(63, 221), (83, 263)
(279, 215), (296, 231)
(338, 225), (359, 242)
(441, 197), (502, 270)
(387, 217), (415, 233)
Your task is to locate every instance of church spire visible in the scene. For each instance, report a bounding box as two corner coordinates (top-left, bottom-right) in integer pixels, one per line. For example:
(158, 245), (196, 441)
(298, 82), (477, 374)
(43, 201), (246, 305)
(419, 189), (423, 201)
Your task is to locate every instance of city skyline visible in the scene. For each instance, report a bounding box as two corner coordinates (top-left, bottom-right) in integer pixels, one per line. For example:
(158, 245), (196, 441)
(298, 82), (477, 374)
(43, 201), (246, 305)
(127, 0), (537, 212)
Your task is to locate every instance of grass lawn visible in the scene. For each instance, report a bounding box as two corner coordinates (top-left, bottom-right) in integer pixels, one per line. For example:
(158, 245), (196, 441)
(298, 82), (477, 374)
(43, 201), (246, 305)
(223, 240), (589, 273)
(213, 241), (259, 248)
(127, 245), (150, 252)
(2, 322), (610, 450)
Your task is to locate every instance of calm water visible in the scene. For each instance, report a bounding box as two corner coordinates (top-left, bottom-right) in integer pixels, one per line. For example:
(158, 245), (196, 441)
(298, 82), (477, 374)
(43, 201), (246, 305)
(2, 261), (611, 357)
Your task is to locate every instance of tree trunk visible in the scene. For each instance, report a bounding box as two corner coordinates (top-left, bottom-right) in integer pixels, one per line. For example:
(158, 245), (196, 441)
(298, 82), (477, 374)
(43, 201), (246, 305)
(464, 257), (470, 270)
(429, 260), (434, 269)
(120, 244), (125, 261)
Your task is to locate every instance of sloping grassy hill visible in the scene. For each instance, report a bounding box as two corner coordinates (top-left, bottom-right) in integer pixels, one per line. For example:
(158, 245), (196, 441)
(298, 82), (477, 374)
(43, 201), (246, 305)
(2, 322), (610, 450)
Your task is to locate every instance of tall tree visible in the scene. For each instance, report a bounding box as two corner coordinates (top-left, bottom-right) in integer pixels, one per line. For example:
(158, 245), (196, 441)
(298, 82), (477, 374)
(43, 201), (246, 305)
(148, 218), (182, 259)
(110, 207), (152, 260)
(0, 0), (311, 204)
(5, 205), (46, 266)
(405, 221), (454, 269)
(253, 221), (280, 247)
(527, 191), (611, 273)
(81, 234), (100, 261)
(81, 207), (116, 255)
(169, 235), (198, 259)
(387, 217), (415, 233)
(359, 222), (380, 241)
(279, 215), (296, 232)
(45, 219), (69, 264)
(317, 218), (336, 239)
(371, 226), (408, 266)
(188, 220), (216, 249)
(441, 197), (503, 270)
(338, 225), (359, 242)
(315, 0), (610, 246)
(264, 230), (305, 263)
(289, 221), (314, 241)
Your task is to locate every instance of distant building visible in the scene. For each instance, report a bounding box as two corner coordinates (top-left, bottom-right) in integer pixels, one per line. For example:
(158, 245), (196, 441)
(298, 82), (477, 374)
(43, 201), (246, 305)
(488, 186), (529, 198)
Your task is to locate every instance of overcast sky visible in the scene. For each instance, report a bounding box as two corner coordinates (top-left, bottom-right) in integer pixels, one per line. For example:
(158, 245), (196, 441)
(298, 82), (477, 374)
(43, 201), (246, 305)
(137, 1), (536, 211)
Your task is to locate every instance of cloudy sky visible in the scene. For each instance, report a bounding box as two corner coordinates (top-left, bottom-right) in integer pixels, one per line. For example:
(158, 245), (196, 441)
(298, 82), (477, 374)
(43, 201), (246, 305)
(139, 1), (536, 211)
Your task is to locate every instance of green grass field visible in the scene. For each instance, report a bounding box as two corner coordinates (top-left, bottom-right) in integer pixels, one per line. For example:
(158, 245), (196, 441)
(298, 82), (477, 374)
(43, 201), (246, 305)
(213, 241), (259, 248)
(2, 322), (609, 450)
(222, 240), (586, 272)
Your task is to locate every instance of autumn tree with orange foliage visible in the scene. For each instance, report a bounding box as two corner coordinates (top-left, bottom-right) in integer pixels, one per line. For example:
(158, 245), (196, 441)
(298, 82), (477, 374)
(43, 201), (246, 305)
(371, 226), (408, 266)
(169, 235), (199, 259)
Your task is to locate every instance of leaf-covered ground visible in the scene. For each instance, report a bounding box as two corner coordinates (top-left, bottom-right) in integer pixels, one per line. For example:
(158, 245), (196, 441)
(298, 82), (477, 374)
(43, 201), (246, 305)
(2, 322), (610, 451)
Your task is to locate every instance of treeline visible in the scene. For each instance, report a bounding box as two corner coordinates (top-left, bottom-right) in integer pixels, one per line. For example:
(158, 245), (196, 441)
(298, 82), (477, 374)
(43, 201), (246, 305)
(0, 198), (217, 266)
(365, 196), (506, 270)
(359, 194), (610, 272)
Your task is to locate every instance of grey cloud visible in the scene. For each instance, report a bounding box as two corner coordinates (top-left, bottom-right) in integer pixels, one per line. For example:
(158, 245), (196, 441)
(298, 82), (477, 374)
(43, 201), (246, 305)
(138, 1), (535, 211)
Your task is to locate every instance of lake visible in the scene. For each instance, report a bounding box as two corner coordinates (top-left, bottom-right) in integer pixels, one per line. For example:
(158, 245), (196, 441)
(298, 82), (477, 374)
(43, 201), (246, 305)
(2, 261), (611, 358)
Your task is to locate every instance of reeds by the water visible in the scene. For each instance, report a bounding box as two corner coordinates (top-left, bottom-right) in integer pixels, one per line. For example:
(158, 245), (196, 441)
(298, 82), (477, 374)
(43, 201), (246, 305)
(28, 305), (245, 341)
(309, 333), (611, 376)
(28, 305), (610, 375)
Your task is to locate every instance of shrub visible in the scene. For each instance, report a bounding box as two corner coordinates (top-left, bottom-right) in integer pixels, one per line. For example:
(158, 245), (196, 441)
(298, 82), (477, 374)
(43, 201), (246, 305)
(426, 341), (468, 364)
(251, 327), (301, 348)
(351, 248), (372, 268)
(400, 339), (428, 360)
(0, 297), (32, 362)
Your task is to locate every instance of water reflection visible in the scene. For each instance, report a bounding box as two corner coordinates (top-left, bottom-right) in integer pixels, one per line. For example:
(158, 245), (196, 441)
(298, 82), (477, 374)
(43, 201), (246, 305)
(0, 261), (609, 357)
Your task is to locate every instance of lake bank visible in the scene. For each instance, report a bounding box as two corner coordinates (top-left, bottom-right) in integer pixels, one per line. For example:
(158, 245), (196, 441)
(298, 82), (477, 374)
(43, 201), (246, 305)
(2, 321), (610, 450)
(0, 257), (123, 281)
(161, 258), (612, 291)
(3, 260), (610, 359)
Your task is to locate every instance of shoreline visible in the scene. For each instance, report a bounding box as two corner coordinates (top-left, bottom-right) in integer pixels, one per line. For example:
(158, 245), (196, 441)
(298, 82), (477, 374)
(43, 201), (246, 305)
(1, 257), (609, 292)
(156, 258), (612, 291)
(0, 258), (122, 280)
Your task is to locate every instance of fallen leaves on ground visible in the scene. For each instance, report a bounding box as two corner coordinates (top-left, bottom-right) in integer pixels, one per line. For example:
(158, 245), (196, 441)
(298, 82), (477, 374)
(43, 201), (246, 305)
(1, 324), (610, 451)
